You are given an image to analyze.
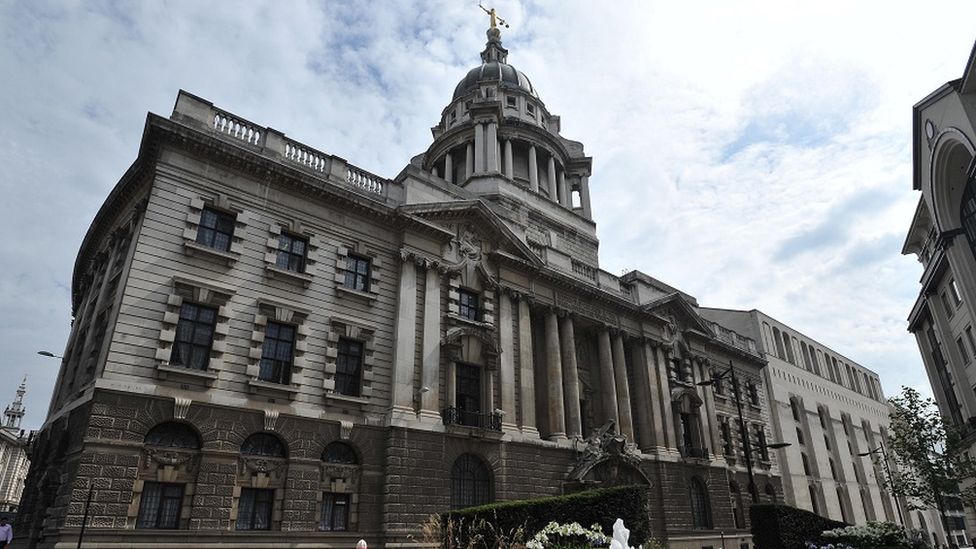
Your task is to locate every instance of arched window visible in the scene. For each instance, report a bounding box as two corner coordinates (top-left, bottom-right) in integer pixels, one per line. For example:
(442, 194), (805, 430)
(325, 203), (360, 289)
(764, 483), (777, 504)
(809, 484), (821, 515)
(144, 422), (200, 449)
(729, 482), (744, 529)
(450, 454), (492, 509)
(689, 477), (712, 529)
(241, 433), (286, 458)
(322, 442), (357, 464)
(837, 487), (850, 523)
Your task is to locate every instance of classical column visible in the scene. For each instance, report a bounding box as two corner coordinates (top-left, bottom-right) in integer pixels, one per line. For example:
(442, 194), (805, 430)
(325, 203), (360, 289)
(431, 166), (439, 178)
(547, 156), (558, 202)
(486, 122), (498, 172)
(390, 256), (418, 420)
(518, 298), (538, 436)
(558, 170), (569, 208)
(597, 329), (618, 426)
(642, 341), (666, 452)
(611, 332), (636, 442)
(654, 346), (676, 450)
(474, 123), (485, 174)
(419, 265), (441, 422)
(529, 145), (539, 193)
(496, 138), (502, 172)
(697, 360), (722, 457)
(465, 143), (473, 181)
(446, 362), (457, 408)
(504, 139), (513, 179)
(559, 314), (582, 439)
(444, 153), (453, 184)
(580, 175), (592, 218)
(498, 292), (518, 430)
(630, 340), (654, 452)
(545, 309), (566, 441)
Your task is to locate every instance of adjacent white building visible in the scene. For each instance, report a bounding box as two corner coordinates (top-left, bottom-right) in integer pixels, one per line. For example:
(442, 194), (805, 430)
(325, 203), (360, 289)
(0, 378), (30, 512)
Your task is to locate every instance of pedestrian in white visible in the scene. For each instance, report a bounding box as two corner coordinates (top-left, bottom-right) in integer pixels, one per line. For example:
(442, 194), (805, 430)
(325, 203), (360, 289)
(356, 540), (367, 549)
(0, 516), (12, 549)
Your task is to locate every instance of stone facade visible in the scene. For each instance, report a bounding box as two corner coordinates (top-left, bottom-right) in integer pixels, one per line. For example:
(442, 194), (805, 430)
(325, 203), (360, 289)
(903, 38), (976, 548)
(18, 28), (779, 549)
(0, 378), (30, 512)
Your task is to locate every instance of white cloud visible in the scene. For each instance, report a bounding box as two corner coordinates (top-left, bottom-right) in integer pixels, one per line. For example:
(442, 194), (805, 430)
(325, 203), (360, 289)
(1, 0), (974, 428)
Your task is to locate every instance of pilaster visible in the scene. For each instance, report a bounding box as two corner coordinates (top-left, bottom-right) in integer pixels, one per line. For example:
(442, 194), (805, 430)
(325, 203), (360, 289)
(419, 265), (442, 423)
(498, 292), (518, 431)
(545, 309), (566, 441)
(559, 313), (582, 439)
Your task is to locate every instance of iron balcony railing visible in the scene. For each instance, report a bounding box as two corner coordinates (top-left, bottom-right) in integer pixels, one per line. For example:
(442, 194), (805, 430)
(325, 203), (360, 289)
(679, 445), (710, 459)
(441, 407), (503, 432)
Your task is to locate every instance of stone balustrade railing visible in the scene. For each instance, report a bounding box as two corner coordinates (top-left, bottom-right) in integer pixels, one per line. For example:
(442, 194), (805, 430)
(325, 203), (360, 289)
(571, 259), (597, 281)
(212, 109), (263, 146)
(347, 165), (385, 195)
(283, 139), (330, 174)
(708, 321), (758, 354)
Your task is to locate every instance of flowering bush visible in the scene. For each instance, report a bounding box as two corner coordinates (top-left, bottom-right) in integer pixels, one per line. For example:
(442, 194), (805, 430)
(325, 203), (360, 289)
(525, 521), (611, 549)
(816, 521), (931, 549)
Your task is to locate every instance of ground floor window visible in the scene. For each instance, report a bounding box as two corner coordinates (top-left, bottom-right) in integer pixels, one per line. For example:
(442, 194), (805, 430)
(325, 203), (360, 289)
(320, 492), (350, 531)
(236, 488), (273, 530)
(137, 482), (184, 529)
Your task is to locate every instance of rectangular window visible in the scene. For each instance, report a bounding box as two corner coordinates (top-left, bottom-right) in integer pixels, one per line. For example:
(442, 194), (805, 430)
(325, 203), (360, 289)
(459, 289), (480, 321)
(506, 95), (517, 108)
(320, 493), (350, 531)
(796, 426), (805, 446)
(170, 303), (217, 370)
(823, 434), (831, 451)
(236, 488), (273, 530)
(275, 233), (308, 273)
(259, 322), (295, 384)
(966, 326), (976, 358)
(747, 382), (760, 406)
(951, 278), (963, 305)
(343, 254), (371, 292)
(526, 103), (535, 116)
(802, 453), (811, 476)
(791, 399), (800, 422)
(196, 207), (235, 252)
(959, 337), (971, 364)
(756, 425), (769, 461)
(335, 338), (364, 397)
(137, 482), (184, 529)
(942, 291), (955, 318)
(721, 420), (733, 456)
(456, 363), (482, 427)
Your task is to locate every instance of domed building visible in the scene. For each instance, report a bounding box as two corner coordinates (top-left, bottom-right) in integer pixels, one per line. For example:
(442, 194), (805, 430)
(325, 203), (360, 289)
(17, 24), (776, 549)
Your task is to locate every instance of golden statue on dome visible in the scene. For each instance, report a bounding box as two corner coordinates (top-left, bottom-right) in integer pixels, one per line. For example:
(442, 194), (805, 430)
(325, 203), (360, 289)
(478, 3), (509, 29)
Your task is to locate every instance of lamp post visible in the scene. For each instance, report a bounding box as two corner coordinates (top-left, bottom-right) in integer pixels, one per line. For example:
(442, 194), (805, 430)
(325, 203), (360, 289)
(858, 443), (906, 527)
(37, 351), (63, 359)
(699, 360), (790, 504)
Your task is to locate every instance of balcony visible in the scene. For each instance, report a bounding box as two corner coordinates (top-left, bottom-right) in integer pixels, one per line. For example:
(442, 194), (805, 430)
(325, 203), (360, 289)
(441, 407), (503, 432)
(678, 445), (710, 460)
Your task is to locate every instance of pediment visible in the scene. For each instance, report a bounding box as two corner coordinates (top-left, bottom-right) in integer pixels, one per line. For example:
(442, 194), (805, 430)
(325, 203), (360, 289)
(398, 200), (544, 268)
(642, 292), (714, 339)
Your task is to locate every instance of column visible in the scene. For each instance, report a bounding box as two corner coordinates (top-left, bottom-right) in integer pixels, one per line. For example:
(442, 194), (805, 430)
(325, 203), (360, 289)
(496, 138), (502, 172)
(642, 341), (666, 452)
(474, 123), (485, 174)
(498, 293), (518, 430)
(529, 145), (539, 193)
(518, 299), (538, 436)
(654, 345), (675, 449)
(630, 341), (654, 452)
(486, 122), (498, 172)
(390, 256), (418, 420)
(444, 153), (453, 184)
(558, 170), (569, 208)
(419, 266), (441, 422)
(431, 166), (439, 178)
(597, 329), (618, 426)
(559, 314), (582, 439)
(697, 360), (722, 457)
(446, 362), (457, 408)
(611, 332), (635, 442)
(580, 175), (592, 218)
(465, 143), (473, 180)
(504, 140), (513, 179)
(547, 156), (558, 202)
(545, 309), (566, 441)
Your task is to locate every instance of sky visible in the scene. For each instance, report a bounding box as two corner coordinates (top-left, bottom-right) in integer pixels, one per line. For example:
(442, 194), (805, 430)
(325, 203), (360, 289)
(1, 0), (974, 430)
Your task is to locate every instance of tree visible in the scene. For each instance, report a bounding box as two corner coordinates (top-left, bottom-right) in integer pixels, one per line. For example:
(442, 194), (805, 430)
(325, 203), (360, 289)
(887, 386), (976, 535)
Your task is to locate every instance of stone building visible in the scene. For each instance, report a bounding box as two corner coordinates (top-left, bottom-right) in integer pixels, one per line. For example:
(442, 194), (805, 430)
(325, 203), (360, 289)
(700, 308), (953, 543)
(17, 27), (779, 548)
(0, 378), (31, 512)
(903, 38), (976, 548)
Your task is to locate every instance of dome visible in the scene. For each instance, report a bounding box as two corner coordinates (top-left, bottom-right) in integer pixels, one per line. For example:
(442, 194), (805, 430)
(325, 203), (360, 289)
(452, 61), (540, 101)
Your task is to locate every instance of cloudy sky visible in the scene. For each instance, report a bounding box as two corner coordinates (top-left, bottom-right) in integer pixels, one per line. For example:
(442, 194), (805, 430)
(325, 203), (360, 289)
(1, 0), (974, 430)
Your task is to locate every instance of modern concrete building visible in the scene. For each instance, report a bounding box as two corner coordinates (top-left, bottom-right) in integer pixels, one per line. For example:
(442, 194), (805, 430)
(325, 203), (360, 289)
(903, 38), (976, 548)
(0, 378), (31, 512)
(16, 25), (779, 549)
(700, 308), (953, 544)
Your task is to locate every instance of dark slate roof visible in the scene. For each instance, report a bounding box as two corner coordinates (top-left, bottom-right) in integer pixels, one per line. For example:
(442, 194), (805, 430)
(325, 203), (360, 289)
(452, 61), (539, 100)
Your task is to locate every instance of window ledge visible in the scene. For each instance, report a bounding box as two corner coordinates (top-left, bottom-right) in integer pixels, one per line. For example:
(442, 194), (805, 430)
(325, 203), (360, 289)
(184, 240), (239, 265)
(248, 378), (300, 397)
(265, 265), (313, 287)
(447, 313), (490, 329)
(335, 285), (378, 303)
(157, 363), (219, 386)
(325, 392), (369, 406)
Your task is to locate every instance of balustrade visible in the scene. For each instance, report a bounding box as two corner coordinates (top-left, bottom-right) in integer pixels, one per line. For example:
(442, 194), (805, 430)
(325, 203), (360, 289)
(571, 259), (597, 281)
(283, 140), (329, 173)
(212, 110), (261, 145)
(441, 407), (502, 432)
(347, 166), (386, 195)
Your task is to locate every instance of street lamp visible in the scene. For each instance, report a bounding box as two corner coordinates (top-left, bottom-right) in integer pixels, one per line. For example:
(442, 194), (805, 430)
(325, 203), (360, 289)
(699, 360), (790, 503)
(858, 443), (906, 527)
(37, 351), (62, 359)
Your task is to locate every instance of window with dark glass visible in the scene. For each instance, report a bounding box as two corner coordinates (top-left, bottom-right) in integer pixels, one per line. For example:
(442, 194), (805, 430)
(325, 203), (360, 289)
(801, 453), (811, 476)
(275, 233), (307, 273)
(450, 454), (492, 509)
(322, 442), (357, 464)
(335, 338), (364, 397)
(756, 426), (768, 461)
(170, 303), (217, 370)
(689, 477), (712, 529)
(721, 421), (733, 456)
(259, 322), (294, 385)
(456, 363), (481, 426)
(196, 207), (235, 252)
(241, 433), (286, 458)
(343, 254), (371, 292)
(458, 289), (480, 321)
(145, 422), (200, 449)
(680, 412), (694, 449)
(506, 95), (517, 108)
(730, 482), (744, 529)
(809, 485), (820, 515)
(236, 488), (273, 530)
(791, 399), (801, 422)
(951, 278), (963, 305)
(320, 493), (349, 531)
(713, 373), (724, 395)
(137, 482), (184, 529)
(796, 426), (804, 446)
(747, 382), (759, 406)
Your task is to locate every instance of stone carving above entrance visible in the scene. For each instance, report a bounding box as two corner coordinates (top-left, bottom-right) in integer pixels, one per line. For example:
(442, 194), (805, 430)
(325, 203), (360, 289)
(567, 420), (647, 487)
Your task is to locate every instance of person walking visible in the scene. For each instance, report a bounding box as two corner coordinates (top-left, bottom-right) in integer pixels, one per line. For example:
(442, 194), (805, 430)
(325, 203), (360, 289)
(0, 516), (12, 549)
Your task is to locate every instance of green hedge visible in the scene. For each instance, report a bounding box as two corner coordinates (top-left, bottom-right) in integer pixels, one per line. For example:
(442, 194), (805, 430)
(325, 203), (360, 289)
(441, 485), (651, 548)
(750, 504), (848, 549)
